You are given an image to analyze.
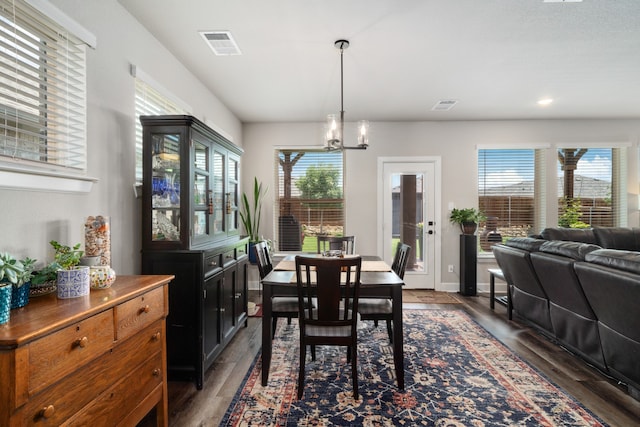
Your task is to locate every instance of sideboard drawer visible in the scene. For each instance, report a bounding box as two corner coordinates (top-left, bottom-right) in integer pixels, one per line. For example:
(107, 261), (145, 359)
(16, 321), (164, 425)
(65, 351), (164, 426)
(115, 286), (164, 341)
(28, 309), (114, 395)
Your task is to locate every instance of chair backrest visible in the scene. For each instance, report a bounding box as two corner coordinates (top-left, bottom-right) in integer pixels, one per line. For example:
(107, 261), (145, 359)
(316, 235), (356, 254)
(391, 243), (411, 279)
(253, 241), (273, 279)
(295, 256), (362, 329)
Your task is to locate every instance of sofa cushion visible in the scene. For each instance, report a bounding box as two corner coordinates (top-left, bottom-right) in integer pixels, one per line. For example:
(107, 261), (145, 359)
(538, 240), (601, 260)
(540, 227), (597, 244)
(504, 237), (546, 252)
(592, 227), (640, 250)
(585, 249), (640, 275)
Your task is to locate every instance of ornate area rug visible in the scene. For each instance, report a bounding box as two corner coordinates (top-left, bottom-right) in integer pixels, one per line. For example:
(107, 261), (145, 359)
(221, 310), (606, 426)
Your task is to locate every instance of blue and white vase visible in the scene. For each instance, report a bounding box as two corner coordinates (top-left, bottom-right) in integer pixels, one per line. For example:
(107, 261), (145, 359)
(57, 266), (90, 299)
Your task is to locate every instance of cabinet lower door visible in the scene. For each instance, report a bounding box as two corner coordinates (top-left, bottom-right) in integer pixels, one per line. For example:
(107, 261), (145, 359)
(203, 272), (222, 371)
(221, 267), (236, 342)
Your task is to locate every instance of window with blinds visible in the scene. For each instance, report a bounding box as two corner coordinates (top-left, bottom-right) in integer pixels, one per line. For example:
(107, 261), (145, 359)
(0, 0), (88, 171)
(134, 78), (189, 181)
(478, 148), (544, 251)
(557, 147), (625, 227)
(275, 148), (344, 252)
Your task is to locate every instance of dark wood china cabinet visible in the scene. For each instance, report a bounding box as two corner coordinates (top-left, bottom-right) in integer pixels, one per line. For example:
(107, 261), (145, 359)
(140, 115), (248, 389)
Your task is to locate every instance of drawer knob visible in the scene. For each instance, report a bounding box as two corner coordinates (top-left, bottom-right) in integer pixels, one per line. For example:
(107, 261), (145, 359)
(153, 368), (161, 377)
(40, 404), (55, 419)
(73, 336), (89, 348)
(152, 331), (161, 341)
(139, 305), (151, 314)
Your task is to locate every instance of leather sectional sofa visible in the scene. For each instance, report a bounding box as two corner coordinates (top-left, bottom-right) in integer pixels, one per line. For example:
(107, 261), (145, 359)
(492, 227), (640, 398)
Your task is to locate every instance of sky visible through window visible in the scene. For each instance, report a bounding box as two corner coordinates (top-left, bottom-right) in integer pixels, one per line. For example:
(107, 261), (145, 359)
(478, 148), (612, 190)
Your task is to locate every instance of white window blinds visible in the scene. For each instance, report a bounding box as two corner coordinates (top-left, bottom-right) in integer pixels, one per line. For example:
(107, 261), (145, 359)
(478, 148), (544, 249)
(275, 148), (344, 252)
(0, 0), (88, 171)
(134, 75), (190, 181)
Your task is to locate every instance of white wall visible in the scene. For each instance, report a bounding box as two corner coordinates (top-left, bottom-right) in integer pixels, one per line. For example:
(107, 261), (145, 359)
(0, 0), (241, 274)
(3, 1), (638, 288)
(242, 119), (640, 290)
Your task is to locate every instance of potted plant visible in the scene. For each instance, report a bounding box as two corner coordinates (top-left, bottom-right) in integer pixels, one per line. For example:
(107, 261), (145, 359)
(240, 177), (267, 263)
(0, 252), (25, 324)
(50, 240), (90, 299)
(449, 208), (486, 235)
(30, 261), (61, 297)
(11, 257), (36, 309)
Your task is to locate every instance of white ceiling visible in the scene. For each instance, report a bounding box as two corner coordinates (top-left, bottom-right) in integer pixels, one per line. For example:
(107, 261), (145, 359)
(118, 0), (640, 123)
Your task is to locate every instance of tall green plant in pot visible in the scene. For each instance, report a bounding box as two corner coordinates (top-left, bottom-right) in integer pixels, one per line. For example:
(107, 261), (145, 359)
(240, 177), (267, 263)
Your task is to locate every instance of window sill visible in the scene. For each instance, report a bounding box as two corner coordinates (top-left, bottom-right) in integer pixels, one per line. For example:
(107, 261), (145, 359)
(0, 164), (98, 193)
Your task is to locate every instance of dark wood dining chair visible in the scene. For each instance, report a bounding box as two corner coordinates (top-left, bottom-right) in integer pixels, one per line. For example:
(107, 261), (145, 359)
(357, 243), (411, 343)
(295, 255), (362, 400)
(254, 241), (301, 337)
(316, 235), (356, 254)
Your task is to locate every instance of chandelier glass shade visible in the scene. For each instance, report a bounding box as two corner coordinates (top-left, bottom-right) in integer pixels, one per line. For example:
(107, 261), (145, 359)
(324, 39), (369, 151)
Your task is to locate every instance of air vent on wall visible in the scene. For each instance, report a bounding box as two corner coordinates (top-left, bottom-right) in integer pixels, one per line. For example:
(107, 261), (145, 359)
(199, 31), (242, 56)
(431, 99), (458, 111)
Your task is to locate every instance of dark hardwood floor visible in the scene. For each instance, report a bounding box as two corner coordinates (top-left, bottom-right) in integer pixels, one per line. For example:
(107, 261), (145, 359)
(143, 290), (640, 426)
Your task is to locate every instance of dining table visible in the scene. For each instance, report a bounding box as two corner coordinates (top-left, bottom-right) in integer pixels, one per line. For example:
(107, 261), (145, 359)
(260, 254), (405, 389)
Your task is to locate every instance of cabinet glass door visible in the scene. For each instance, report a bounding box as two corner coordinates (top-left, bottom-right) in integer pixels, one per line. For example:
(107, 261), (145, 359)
(151, 133), (181, 242)
(193, 140), (210, 242)
(212, 149), (226, 237)
(227, 154), (239, 235)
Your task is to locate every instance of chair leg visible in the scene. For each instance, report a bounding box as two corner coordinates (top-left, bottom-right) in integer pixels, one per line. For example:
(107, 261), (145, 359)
(311, 345), (316, 361)
(298, 339), (307, 399)
(373, 320), (379, 327)
(351, 344), (358, 400)
(287, 316), (292, 325)
(386, 319), (393, 344)
(272, 317), (278, 338)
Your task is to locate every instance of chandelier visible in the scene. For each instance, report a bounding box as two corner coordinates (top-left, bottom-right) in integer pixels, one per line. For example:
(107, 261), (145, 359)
(324, 39), (369, 150)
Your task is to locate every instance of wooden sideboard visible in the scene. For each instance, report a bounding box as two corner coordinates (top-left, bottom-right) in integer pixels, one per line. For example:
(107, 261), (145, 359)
(0, 275), (173, 426)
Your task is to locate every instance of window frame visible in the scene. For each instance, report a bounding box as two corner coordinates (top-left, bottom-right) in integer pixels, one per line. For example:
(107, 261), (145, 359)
(0, 0), (96, 193)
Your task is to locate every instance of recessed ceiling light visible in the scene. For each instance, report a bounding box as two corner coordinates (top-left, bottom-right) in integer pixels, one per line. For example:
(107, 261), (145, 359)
(537, 98), (553, 106)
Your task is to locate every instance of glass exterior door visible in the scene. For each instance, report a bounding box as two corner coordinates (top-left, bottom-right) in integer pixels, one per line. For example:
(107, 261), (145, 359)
(382, 161), (437, 289)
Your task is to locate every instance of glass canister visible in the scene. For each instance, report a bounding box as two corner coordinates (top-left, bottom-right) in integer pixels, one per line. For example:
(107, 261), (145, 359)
(85, 216), (111, 266)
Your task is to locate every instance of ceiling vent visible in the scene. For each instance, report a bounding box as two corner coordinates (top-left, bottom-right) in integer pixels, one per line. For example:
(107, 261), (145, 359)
(431, 100), (458, 111)
(199, 31), (241, 56)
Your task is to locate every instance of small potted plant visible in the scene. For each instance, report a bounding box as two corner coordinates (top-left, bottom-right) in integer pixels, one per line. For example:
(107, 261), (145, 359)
(240, 177), (267, 263)
(50, 240), (89, 299)
(0, 252), (25, 324)
(11, 257), (36, 309)
(30, 261), (61, 297)
(449, 208), (486, 235)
